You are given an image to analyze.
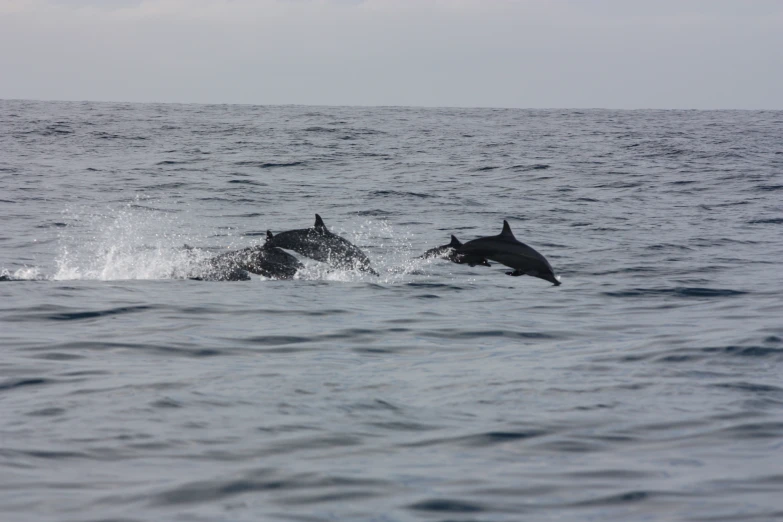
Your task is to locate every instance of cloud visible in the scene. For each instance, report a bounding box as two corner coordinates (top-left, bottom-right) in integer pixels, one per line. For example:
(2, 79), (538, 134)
(1, 0), (781, 108)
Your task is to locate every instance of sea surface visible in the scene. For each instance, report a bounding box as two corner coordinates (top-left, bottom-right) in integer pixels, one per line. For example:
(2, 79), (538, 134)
(1, 100), (782, 522)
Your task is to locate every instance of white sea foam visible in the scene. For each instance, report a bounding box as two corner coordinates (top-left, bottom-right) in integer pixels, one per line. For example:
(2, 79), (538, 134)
(52, 202), (211, 281)
(46, 206), (427, 283)
(0, 266), (47, 281)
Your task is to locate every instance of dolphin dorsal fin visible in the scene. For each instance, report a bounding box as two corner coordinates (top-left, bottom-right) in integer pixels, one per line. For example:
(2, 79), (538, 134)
(314, 214), (328, 232)
(501, 220), (515, 237)
(266, 230), (274, 240)
(449, 235), (462, 247)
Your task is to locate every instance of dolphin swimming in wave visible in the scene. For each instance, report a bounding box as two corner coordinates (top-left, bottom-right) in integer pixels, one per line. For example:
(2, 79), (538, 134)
(5, 217), (561, 284)
(457, 221), (561, 285)
(265, 214), (379, 275)
(419, 235), (491, 267)
(189, 240), (303, 281)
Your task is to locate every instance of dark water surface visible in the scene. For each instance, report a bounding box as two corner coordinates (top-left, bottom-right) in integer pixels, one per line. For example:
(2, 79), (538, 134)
(1, 100), (782, 522)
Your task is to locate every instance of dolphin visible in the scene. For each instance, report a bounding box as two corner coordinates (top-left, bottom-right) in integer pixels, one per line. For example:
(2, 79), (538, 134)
(457, 221), (561, 285)
(191, 260), (251, 281)
(265, 214), (379, 275)
(189, 240), (304, 281)
(419, 235), (491, 267)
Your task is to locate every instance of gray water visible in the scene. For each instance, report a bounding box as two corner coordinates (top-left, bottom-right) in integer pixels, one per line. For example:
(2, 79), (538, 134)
(1, 100), (782, 522)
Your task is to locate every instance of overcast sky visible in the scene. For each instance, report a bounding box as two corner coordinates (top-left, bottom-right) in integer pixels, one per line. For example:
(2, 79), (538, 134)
(1, 0), (781, 109)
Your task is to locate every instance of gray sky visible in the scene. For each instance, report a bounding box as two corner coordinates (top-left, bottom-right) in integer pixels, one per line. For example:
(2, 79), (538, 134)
(1, 0), (781, 109)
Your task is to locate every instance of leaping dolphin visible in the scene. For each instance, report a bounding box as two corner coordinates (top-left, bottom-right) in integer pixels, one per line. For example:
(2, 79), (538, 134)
(265, 214), (379, 275)
(419, 235), (491, 267)
(190, 240), (304, 281)
(458, 221), (561, 285)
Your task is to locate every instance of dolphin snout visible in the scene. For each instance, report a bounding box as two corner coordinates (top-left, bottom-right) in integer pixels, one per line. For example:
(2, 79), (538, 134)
(545, 274), (562, 286)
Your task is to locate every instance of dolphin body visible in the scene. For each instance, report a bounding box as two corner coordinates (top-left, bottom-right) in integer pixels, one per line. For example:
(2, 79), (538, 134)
(265, 214), (379, 275)
(458, 221), (561, 285)
(419, 235), (491, 267)
(191, 241), (303, 281)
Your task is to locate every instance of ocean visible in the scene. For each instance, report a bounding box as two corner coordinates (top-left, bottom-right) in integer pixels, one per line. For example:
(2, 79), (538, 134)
(1, 100), (782, 521)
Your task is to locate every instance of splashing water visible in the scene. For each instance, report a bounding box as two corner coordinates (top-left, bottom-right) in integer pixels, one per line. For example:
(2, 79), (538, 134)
(1, 266), (47, 281)
(52, 203), (208, 281)
(34, 204), (432, 283)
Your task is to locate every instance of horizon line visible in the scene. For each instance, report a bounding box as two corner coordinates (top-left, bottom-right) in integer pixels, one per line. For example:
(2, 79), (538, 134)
(1, 97), (780, 112)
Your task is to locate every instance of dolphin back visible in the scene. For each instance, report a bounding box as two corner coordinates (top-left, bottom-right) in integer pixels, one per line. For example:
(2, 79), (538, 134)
(197, 243), (303, 281)
(266, 215), (378, 275)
